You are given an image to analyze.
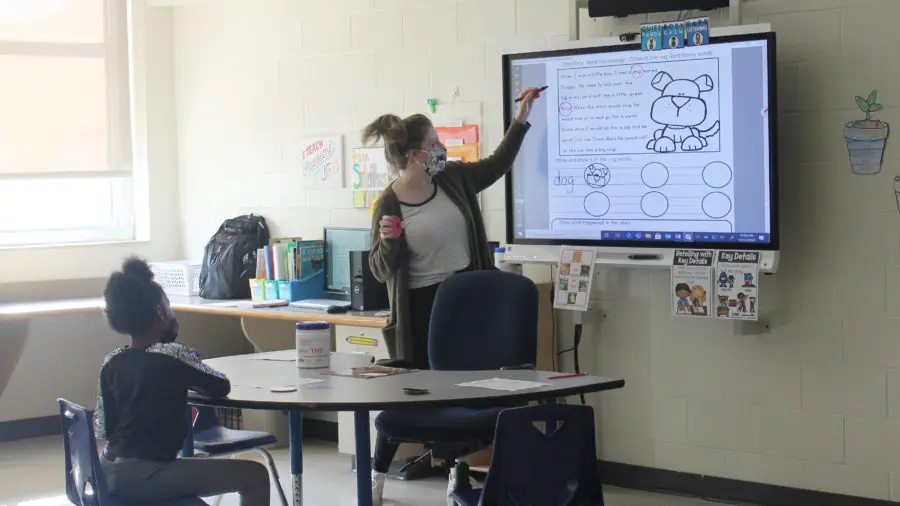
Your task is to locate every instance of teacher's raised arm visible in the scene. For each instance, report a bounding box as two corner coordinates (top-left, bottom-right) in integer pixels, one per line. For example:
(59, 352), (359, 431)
(444, 87), (543, 192)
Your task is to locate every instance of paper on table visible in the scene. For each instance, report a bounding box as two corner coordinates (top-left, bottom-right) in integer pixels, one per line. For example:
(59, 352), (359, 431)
(233, 378), (323, 389)
(456, 378), (551, 392)
(249, 350), (296, 361)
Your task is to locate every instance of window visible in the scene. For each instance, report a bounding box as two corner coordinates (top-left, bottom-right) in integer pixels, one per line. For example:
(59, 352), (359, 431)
(0, 0), (134, 247)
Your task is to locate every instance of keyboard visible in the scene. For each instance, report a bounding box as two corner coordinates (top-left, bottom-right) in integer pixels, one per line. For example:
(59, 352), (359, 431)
(289, 299), (352, 310)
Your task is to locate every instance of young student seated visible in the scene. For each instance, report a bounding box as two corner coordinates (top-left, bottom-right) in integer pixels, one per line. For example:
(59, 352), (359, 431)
(94, 257), (270, 506)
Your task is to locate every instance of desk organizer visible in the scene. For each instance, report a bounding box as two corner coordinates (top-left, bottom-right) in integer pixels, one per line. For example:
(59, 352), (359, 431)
(249, 279), (267, 301)
(250, 271), (325, 302)
(277, 271), (325, 302)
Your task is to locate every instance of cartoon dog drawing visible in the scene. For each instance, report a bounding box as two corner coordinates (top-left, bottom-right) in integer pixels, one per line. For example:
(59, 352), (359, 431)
(646, 71), (721, 153)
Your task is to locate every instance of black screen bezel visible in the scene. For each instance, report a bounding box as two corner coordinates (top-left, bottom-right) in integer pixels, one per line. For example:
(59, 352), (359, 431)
(502, 31), (779, 251)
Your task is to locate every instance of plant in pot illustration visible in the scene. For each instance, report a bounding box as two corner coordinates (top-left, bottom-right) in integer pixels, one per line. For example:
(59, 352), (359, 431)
(846, 90), (890, 175)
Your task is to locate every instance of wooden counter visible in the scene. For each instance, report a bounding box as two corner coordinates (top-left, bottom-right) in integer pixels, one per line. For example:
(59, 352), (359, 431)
(0, 296), (388, 328)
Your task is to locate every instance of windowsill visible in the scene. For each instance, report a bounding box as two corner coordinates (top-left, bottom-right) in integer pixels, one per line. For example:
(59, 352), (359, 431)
(0, 239), (150, 252)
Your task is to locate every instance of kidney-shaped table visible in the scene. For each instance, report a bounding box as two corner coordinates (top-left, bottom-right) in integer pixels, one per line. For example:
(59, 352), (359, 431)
(190, 354), (626, 506)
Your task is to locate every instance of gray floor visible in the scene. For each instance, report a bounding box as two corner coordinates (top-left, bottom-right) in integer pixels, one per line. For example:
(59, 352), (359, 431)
(0, 436), (718, 506)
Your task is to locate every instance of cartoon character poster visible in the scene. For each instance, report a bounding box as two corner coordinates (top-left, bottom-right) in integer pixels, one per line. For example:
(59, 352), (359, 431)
(671, 250), (714, 318)
(554, 246), (597, 312)
(714, 251), (759, 320)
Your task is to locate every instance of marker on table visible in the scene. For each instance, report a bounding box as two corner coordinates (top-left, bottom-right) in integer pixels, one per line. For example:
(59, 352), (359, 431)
(548, 373), (587, 380)
(514, 85), (548, 102)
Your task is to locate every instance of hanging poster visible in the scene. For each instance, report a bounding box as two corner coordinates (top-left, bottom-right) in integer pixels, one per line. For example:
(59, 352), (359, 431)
(714, 251), (759, 320)
(351, 147), (395, 209)
(671, 250), (714, 317)
(435, 124), (479, 145)
(296, 135), (344, 189)
(846, 90), (889, 175)
(553, 246), (597, 312)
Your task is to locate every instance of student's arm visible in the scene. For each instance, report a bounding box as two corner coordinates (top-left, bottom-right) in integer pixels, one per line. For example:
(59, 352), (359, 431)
(368, 196), (405, 283)
(93, 349), (123, 439)
(444, 122), (531, 193)
(176, 359), (231, 398)
(152, 343), (228, 379)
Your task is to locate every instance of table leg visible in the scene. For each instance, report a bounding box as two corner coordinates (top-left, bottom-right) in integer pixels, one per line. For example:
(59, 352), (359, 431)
(354, 410), (373, 506)
(289, 409), (304, 506)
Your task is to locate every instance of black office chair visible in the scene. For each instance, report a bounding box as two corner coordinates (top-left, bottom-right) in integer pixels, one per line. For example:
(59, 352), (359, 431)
(375, 270), (539, 505)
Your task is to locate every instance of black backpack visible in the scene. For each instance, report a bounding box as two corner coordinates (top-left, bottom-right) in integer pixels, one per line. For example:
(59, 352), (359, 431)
(199, 214), (269, 299)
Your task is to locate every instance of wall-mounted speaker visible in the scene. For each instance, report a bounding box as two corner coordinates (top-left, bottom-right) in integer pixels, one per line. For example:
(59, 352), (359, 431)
(588, 0), (729, 18)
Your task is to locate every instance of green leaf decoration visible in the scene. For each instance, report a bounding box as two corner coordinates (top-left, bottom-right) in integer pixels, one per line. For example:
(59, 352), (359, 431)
(856, 96), (869, 112)
(867, 90), (878, 105)
(870, 104), (884, 112)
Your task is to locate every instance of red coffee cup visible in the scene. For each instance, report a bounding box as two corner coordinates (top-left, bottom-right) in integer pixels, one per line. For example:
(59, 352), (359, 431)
(384, 216), (402, 239)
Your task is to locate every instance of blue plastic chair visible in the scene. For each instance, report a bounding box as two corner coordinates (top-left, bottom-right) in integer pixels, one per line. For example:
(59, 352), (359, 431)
(375, 270), (539, 503)
(58, 398), (206, 506)
(190, 406), (289, 506)
(452, 404), (605, 506)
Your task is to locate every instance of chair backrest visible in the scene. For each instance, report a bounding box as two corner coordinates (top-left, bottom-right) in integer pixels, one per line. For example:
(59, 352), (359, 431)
(428, 271), (538, 371)
(480, 404), (603, 506)
(59, 398), (113, 506)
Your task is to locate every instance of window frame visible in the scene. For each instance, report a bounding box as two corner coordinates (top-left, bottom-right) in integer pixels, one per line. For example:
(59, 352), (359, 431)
(0, 0), (135, 248)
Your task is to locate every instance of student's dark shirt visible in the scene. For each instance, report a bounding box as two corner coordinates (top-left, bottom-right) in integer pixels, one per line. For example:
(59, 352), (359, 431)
(99, 348), (230, 462)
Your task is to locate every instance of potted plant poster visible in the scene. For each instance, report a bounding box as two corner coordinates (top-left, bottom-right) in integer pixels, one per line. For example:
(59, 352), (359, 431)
(845, 90), (889, 175)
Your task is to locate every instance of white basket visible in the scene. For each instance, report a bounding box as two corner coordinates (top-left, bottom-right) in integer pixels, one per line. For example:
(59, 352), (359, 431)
(150, 261), (201, 297)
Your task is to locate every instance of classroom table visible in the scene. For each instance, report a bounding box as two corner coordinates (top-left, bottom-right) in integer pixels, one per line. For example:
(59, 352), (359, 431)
(191, 354), (626, 506)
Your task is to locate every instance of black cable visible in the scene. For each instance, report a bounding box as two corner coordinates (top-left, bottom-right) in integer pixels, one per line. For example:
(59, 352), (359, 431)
(573, 323), (585, 405)
(549, 265), (557, 371)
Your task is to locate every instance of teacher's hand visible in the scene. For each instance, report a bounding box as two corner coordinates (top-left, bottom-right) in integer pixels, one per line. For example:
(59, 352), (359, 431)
(514, 87), (542, 124)
(379, 215), (402, 240)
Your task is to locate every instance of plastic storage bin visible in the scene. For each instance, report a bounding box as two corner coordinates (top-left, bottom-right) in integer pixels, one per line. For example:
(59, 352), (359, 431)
(150, 261), (201, 296)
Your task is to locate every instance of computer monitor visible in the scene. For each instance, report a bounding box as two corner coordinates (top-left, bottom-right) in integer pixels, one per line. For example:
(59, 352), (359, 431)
(324, 226), (371, 299)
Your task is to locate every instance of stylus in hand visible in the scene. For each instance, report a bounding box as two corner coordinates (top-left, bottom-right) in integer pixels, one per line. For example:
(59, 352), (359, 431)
(515, 85), (548, 102)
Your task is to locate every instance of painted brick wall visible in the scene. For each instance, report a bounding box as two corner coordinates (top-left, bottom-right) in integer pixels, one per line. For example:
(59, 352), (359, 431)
(171, 0), (900, 500)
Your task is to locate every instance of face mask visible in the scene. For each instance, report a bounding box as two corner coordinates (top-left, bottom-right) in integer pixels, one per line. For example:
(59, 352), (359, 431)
(160, 318), (179, 343)
(424, 148), (447, 177)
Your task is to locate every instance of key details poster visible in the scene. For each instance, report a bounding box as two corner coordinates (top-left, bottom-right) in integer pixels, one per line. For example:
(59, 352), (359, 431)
(714, 251), (759, 320)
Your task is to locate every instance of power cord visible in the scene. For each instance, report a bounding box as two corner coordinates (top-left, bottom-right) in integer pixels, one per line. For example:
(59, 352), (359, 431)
(549, 265), (557, 372)
(551, 263), (586, 406)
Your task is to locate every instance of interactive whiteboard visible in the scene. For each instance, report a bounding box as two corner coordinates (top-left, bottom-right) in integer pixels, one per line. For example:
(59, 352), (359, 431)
(503, 32), (777, 250)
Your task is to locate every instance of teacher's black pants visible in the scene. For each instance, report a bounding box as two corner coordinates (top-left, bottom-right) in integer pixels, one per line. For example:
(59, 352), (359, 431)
(373, 281), (441, 472)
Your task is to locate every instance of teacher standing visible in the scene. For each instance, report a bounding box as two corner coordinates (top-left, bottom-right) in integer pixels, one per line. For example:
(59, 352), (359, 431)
(364, 87), (542, 369)
(362, 87), (542, 505)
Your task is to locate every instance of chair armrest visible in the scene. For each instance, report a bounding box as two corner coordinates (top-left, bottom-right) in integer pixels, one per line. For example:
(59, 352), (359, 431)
(376, 358), (416, 369)
(500, 363), (535, 371)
